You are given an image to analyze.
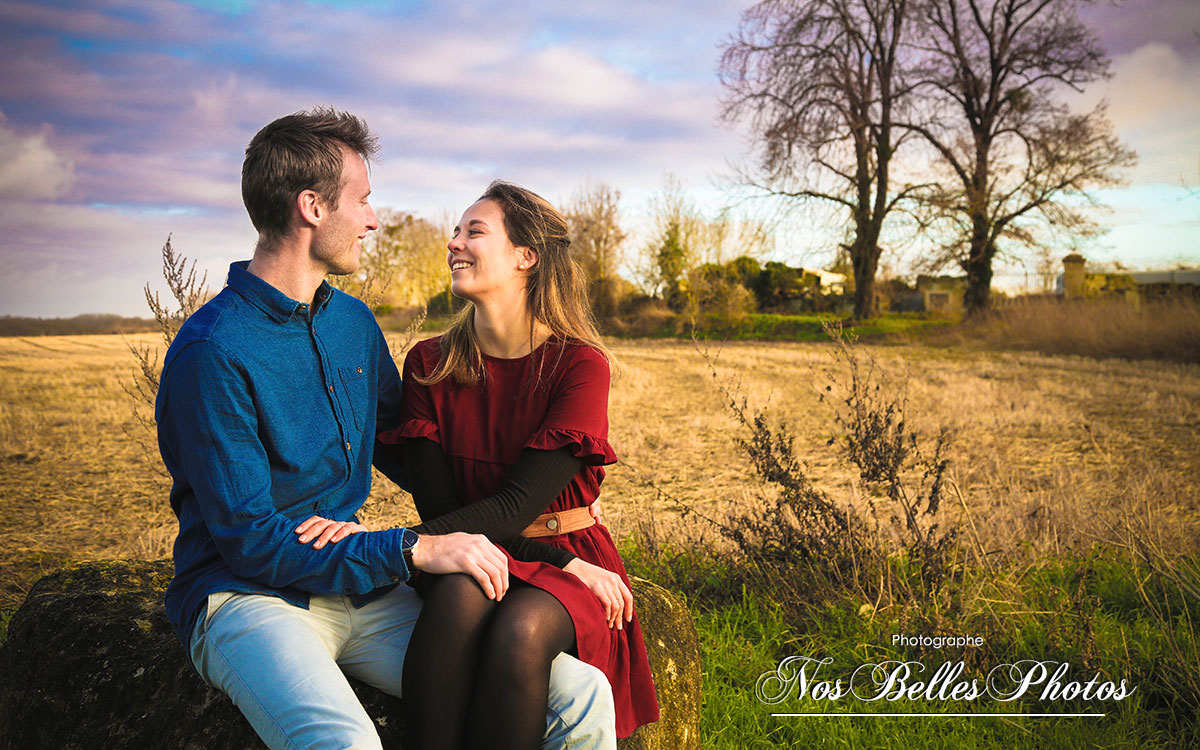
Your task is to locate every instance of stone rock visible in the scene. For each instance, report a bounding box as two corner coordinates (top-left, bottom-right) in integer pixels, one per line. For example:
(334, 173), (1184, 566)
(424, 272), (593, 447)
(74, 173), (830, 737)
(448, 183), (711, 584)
(0, 560), (699, 749)
(620, 577), (703, 750)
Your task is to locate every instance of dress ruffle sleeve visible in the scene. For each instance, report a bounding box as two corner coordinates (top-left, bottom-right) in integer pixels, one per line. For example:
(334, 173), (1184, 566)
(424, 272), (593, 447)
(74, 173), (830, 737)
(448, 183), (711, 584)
(378, 340), (441, 446)
(525, 427), (617, 466)
(524, 344), (617, 465)
(377, 418), (437, 445)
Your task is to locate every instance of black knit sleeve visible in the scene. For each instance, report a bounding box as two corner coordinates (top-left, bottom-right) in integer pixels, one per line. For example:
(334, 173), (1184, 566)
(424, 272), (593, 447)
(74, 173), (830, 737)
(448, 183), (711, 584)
(403, 438), (579, 568)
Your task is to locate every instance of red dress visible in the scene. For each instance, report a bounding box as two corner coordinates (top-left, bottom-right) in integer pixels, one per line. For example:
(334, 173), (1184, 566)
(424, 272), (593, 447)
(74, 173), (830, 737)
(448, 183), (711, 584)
(382, 336), (659, 737)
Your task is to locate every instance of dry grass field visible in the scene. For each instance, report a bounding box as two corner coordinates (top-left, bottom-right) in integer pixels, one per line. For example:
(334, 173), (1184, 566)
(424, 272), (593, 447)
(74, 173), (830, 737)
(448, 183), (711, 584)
(1, 332), (1198, 616)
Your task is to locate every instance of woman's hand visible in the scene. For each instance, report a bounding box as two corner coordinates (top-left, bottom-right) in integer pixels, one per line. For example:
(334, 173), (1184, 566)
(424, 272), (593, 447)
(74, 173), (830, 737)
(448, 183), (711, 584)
(295, 516), (368, 549)
(563, 558), (634, 630)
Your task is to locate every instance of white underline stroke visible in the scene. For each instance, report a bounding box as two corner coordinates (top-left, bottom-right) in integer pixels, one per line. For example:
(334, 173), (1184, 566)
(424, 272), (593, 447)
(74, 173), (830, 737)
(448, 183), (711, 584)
(772, 713), (1106, 718)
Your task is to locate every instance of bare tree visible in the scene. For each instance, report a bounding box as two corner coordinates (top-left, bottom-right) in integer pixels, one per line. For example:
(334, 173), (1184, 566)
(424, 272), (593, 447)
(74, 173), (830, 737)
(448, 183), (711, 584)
(565, 182), (627, 318)
(905, 0), (1135, 314)
(720, 0), (920, 319)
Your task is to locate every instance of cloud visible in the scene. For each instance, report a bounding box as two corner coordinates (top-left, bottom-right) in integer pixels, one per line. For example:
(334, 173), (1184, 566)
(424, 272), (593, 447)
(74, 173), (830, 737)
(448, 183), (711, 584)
(1079, 1), (1200, 59)
(0, 113), (75, 199)
(0, 198), (255, 317)
(1075, 42), (1200, 186)
(0, 1), (755, 315)
(0, 0), (1193, 315)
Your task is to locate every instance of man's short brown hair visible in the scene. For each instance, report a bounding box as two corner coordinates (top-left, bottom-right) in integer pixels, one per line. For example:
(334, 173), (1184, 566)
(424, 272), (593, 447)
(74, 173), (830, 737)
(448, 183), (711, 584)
(241, 107), (379, 242)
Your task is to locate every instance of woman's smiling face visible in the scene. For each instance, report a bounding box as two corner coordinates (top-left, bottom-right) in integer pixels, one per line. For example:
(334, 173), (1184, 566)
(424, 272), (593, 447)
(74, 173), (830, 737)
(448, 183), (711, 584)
(446, 198), (534, 301)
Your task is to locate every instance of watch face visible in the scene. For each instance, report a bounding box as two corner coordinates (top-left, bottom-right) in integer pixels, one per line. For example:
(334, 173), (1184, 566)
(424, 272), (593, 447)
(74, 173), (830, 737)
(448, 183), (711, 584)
(402, 528), (418, 550)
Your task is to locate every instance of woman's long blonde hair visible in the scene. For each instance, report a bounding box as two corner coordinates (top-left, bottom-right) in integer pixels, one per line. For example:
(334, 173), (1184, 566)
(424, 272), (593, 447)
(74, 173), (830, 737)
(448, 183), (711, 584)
(419, 180), (611, 388)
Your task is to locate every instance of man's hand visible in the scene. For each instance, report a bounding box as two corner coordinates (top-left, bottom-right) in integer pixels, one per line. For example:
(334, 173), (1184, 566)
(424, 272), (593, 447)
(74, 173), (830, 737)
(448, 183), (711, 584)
(295, 516), (368, 549)
(563, 558), (633, 629)
(412, 532), (510, 601)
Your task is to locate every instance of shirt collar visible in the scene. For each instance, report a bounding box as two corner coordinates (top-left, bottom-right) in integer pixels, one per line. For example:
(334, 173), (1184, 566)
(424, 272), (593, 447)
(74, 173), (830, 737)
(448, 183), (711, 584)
(226, 261), (336, 323)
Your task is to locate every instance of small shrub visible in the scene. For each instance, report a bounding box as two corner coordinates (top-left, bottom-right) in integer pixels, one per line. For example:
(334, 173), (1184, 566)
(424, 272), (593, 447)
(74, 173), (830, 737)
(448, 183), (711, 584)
(605, 296), (677, 337)
(640, 325), (964, 622)
(821, 321), (959, 599)
(122, 236), (210, 493)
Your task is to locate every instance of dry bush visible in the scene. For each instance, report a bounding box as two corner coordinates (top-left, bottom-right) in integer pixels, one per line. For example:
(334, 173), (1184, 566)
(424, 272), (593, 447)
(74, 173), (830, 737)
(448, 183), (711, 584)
(627, 327), (964, 617)
(328, 263), (394, 313)
(820, 323), (957, 585)
(602, 297), (676, 338)
(610, 331), (1200, 733)
(123, 235), (210, 492)
(934, 295), (1200, 362)
(359, 314), (429, 527)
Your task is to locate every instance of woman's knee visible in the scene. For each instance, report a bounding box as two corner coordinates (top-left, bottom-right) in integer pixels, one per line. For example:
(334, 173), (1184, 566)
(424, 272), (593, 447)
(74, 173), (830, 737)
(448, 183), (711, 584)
(488, 606), (545, 649)
(483, 594), (572, 662)
(426, 573), (494, 611)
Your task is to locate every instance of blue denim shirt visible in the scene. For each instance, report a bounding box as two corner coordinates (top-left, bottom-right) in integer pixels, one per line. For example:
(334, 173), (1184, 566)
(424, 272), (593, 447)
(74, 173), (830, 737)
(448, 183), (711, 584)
(158, 261), (408, 647)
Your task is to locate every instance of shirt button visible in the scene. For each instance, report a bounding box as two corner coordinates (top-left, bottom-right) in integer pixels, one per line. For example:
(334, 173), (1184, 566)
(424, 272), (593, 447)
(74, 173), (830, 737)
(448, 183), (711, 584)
(356, 366), (363, 374)
(328, 385), (334, 393)
(546, 518), (558, 530)
(391, 575), (400, 582)
(345, 442), (351, 451)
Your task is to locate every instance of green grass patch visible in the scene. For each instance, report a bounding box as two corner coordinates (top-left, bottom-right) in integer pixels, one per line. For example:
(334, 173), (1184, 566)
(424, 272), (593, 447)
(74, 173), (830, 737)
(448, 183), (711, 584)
(606, 312), (952, 342)
(382, 308), (953, 343)
(624, 535), (1200, 748)
(703, 312), (951, 342)
(691, 591), (1181, 748)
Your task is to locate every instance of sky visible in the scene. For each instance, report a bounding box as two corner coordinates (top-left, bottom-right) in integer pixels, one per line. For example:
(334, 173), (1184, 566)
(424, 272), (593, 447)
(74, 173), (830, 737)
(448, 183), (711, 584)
(0, 0), (1197, 317)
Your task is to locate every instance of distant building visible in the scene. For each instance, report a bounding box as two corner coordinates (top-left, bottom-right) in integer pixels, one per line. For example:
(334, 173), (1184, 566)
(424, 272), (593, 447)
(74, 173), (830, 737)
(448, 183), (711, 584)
(916, 275), (967, 314)
(1058, 254), (1200, 302)
(799, 268), (847, 294)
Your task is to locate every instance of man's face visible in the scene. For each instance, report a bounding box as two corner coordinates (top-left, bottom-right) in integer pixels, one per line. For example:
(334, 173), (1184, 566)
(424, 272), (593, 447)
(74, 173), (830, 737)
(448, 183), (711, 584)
(311, 145), (378, 276)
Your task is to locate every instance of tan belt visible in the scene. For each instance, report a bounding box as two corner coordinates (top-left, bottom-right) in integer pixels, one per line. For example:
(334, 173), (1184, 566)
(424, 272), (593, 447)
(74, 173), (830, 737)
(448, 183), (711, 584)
(522, 504), (596, 538)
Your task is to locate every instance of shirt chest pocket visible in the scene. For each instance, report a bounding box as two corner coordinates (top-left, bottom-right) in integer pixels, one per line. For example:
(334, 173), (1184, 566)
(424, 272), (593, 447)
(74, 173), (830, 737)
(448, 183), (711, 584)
(337, 365), (371, 432)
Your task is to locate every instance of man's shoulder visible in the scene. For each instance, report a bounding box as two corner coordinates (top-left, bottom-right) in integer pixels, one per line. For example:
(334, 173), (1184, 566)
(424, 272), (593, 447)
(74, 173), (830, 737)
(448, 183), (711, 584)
(326, 285), (374, 318)
(164, 290), (245, 368)
(322, 287), (388, 345)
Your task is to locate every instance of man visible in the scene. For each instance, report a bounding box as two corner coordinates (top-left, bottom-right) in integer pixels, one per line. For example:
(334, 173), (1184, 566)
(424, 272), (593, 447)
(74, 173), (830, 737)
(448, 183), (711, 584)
(157, 107), (616, 750)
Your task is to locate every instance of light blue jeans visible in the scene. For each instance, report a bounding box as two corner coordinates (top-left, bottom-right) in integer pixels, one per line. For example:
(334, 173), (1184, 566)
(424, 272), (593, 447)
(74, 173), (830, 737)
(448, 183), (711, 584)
(190, 586), (617, 750)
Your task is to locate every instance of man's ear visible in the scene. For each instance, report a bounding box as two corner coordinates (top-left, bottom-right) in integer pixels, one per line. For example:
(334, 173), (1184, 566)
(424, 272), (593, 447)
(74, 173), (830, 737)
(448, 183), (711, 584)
(295, 189), (323, 228)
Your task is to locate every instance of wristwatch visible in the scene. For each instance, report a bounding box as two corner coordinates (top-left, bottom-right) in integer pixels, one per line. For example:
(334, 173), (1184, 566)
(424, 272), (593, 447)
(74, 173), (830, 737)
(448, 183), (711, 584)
(400, 528), (419, 573)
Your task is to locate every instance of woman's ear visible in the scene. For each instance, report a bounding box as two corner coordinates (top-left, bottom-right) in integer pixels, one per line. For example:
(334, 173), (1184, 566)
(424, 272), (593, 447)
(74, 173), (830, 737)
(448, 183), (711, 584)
(518, 247), (539, 271)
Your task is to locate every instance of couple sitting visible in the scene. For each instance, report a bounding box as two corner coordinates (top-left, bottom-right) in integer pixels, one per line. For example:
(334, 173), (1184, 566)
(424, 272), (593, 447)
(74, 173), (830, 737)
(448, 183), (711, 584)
(156, 107), (658, 750)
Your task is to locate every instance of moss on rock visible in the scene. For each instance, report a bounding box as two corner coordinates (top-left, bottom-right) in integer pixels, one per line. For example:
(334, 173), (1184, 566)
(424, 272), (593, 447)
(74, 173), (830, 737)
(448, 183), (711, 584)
(0, 560), (699, 749)
(620, 577), (702, 750)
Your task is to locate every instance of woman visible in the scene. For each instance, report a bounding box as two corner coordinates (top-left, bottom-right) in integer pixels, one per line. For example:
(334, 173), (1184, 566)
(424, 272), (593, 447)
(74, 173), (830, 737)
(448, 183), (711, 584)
(387, 181), (656, 748)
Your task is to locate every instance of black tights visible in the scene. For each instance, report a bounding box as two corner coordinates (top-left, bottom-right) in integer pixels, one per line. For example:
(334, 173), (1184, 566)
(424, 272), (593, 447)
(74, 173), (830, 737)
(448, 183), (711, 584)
(402, 573), (576, 750)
